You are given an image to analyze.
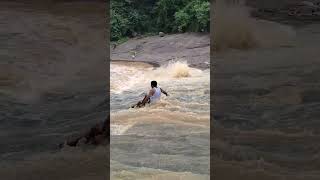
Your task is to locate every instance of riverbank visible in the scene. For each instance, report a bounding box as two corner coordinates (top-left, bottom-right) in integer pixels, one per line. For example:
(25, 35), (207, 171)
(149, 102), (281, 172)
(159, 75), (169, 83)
(111, 33), (210, 69)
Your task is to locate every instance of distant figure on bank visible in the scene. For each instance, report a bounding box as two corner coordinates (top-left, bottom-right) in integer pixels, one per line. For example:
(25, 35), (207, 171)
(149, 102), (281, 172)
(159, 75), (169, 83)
(131, 80), (168, 108)
(131, 51), (136, 60)
(112, 43), (117, 50)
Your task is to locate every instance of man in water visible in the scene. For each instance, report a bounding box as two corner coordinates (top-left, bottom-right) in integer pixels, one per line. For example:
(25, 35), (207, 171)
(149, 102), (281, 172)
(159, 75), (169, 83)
(131, 80), (168, 108)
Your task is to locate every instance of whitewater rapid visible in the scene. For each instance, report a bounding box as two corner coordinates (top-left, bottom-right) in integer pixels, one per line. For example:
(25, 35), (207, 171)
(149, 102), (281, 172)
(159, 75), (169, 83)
(110, 60), (210, 178)
(110, 61), (210, 135)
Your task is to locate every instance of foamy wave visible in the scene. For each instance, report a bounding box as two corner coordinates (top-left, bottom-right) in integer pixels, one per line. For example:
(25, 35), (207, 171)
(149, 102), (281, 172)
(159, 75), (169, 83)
(110, 60), (210, 177)
(110, 63), (151, 93)
(111, 124), (134, 135)
(111, 109), (209, 129)
(111, 60), (200, 94)
(167, 61), (190, 78)
(110, 60), (209, 126)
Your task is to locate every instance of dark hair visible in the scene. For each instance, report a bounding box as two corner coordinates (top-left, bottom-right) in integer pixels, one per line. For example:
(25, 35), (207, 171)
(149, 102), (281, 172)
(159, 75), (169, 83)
(151, 81), (157, 87)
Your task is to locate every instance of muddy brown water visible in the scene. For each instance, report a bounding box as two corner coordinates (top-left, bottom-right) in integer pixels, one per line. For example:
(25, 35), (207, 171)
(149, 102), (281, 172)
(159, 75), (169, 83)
(212, 2), (320, 178)
(110, 61), (210, 179)
(0, 2), (109, 179)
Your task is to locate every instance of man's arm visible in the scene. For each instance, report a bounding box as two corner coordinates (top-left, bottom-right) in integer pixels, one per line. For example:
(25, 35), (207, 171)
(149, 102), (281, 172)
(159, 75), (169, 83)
(160, 88), (168, 96)
(141, 89), (154, 104)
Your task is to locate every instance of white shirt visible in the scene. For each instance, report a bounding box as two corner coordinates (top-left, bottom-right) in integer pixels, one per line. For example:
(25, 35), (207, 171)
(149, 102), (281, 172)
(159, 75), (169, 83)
(149, 87), (161, 103)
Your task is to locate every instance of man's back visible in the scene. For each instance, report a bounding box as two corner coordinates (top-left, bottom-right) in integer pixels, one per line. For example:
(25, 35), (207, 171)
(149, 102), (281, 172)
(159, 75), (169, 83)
(150, 87), (161, 103)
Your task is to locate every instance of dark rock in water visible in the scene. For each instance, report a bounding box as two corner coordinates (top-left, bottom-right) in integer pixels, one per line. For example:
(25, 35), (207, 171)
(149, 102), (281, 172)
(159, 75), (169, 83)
(61, 117), (109, 148)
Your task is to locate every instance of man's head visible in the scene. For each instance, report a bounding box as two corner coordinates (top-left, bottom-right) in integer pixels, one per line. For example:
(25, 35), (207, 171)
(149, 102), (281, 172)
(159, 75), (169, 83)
(151, 81), (157, 88)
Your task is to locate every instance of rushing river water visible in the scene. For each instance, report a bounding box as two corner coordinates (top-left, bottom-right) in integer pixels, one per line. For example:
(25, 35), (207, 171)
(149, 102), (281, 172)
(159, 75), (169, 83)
(110, 61), (210, 179)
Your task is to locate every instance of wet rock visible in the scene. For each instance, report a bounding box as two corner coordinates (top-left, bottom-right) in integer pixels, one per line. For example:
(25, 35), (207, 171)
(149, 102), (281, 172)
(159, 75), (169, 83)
(111, 33), (210, 67)
(159, 32), (165, 37)
(62, 117), (109, 148)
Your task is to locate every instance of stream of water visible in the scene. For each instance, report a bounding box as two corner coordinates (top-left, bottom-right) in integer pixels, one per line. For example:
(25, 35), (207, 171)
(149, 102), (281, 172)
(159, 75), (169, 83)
(110, 60), (210, 179)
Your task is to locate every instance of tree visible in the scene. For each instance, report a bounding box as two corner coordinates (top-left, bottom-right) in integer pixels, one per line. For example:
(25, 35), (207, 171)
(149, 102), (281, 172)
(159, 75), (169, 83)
(111, 0), (210, 41)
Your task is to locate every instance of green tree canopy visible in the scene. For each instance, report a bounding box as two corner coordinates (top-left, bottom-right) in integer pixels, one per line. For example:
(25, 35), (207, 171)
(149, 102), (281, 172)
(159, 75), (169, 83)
(111, 0), (210, 41)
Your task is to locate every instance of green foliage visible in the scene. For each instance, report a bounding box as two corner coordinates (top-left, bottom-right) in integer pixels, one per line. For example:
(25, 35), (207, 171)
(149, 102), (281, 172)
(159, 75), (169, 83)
(155, 0), (186, 32)
(175, 0), (210, 32)
(117, 36), (129, 45)
(111, 0), (156, 41)
(111, 0), (210, 41)
(111, 8), (128, 41)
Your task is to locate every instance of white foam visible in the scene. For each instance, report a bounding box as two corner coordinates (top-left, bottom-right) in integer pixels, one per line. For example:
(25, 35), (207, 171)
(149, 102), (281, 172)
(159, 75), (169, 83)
(111, 124), (133, 135)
